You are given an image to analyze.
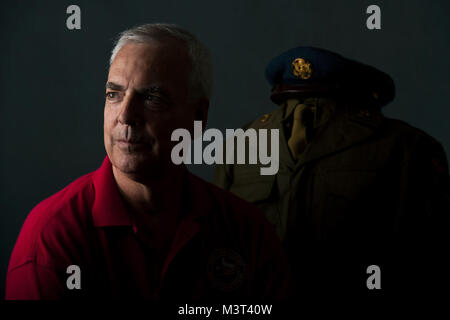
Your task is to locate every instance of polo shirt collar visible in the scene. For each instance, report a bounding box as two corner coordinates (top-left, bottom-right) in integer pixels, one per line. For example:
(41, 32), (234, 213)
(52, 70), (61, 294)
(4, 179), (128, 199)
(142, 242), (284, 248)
(91, 156), (214, 228)
(92, 156), (133, 227)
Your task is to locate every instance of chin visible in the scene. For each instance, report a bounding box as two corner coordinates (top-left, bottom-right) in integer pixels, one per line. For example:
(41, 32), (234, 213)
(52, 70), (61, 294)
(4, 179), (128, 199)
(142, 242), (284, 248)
(111, 150), (166, 180)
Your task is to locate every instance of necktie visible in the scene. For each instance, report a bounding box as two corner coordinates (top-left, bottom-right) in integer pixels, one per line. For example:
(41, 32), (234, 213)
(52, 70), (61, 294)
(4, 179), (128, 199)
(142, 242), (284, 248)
(288, 103), (308, 160)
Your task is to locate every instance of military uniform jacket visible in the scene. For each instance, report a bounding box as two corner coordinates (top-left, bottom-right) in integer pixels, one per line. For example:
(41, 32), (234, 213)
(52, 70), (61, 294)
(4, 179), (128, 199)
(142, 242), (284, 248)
(214, 105), (450, 295)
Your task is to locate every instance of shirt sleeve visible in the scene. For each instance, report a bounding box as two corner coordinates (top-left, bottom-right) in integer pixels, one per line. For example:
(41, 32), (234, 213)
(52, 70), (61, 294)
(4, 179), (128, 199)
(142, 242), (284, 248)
(6, 262), (65, 300)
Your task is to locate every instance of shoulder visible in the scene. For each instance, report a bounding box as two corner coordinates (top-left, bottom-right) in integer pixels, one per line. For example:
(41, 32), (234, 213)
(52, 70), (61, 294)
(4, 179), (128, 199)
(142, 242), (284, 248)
(26, 172), (95, 233)
(32, 172), (94, 219)
(384, 117), (431, 137)
(243, 107), (283, 130)
(383, 118), (446, 151)
(8, 172), (95, 271)
(214, 107), (282, 186)
(381, 117), (449, 172)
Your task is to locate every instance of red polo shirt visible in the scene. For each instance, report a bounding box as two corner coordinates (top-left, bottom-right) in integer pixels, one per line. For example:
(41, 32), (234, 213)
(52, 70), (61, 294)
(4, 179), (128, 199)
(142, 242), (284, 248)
(6, 156), (289, 300)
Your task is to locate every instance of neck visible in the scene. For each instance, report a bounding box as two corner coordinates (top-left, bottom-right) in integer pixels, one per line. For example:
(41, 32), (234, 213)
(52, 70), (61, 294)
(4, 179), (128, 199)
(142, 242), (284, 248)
(112, 164), (185, 216)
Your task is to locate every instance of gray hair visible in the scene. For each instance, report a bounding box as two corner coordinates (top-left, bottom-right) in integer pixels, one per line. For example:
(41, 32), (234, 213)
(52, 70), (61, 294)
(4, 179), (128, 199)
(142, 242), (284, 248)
(110, 23), (213, 101)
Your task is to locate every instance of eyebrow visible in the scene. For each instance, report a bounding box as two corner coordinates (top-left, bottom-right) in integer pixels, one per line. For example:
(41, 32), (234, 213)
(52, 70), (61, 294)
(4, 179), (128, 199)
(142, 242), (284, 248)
(136, 86), (172, 104)
(105, 82), (125, 91)
(106, 82), (168, 96)
(137, 86), (168, 97)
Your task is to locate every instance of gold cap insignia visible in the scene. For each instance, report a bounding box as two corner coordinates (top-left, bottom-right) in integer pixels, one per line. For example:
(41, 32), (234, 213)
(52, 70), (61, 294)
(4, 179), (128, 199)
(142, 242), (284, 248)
(292, 58), (313, 79)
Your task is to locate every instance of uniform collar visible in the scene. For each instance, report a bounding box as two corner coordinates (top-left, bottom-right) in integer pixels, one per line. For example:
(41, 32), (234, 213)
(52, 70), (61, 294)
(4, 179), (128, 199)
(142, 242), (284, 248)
(296, 109), (384, 167)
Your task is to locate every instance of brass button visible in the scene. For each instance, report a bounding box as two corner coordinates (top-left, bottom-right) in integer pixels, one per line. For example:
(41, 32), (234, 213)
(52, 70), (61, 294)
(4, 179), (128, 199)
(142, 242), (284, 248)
(260, 114), (270, 123)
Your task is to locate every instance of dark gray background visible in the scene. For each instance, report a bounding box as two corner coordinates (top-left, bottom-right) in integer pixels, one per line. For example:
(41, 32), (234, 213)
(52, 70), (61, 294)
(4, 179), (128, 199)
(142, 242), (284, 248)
(1, 0), (449, 299)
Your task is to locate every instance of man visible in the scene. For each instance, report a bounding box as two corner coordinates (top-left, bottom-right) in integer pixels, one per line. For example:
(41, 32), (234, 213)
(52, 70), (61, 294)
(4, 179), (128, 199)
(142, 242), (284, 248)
(6, 24), (289, 300)
(214, 47), (450, 296)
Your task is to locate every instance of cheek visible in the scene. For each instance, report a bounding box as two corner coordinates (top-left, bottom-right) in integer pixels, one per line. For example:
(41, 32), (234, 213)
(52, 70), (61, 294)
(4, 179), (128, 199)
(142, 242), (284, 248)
(104, 106), (116, 129)
(103, 107), (116, 144)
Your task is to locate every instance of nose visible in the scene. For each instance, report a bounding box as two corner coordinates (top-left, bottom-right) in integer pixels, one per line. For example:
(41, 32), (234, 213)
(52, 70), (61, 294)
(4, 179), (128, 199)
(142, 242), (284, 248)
(117, 92), (143, 126)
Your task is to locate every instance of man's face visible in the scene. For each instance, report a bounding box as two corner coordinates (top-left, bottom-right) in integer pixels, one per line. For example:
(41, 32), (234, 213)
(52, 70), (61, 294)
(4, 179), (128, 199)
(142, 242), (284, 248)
(104, 40), (205, 180)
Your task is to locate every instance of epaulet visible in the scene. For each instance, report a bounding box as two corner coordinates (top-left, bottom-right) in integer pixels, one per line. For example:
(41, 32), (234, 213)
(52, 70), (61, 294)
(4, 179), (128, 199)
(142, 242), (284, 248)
(243, 108), (282, 130)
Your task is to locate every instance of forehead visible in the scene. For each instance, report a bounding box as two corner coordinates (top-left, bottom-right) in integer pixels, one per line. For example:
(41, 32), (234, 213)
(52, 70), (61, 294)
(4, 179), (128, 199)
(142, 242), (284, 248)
(108, 39), (191, 83)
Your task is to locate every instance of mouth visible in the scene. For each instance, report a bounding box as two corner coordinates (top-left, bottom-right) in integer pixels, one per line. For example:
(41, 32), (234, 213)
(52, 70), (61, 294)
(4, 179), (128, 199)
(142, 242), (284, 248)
(116, 139), (149, 151)
(117, 139), (145, 145)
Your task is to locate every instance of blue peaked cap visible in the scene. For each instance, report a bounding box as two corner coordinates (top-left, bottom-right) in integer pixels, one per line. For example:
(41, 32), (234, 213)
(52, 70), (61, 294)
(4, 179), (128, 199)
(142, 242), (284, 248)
(265, 46), (395, 107)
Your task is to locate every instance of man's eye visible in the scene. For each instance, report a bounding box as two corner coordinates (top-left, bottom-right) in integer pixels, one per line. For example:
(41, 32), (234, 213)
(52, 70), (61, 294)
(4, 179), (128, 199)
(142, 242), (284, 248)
(106, 92), (120, 100)
(144, 95), (167, 110)
(145, 94), (161, 102)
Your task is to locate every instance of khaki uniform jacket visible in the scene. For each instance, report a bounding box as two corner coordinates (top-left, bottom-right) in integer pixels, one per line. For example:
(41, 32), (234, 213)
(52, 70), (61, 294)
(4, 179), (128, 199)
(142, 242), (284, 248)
(214, 105), (450, 296)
